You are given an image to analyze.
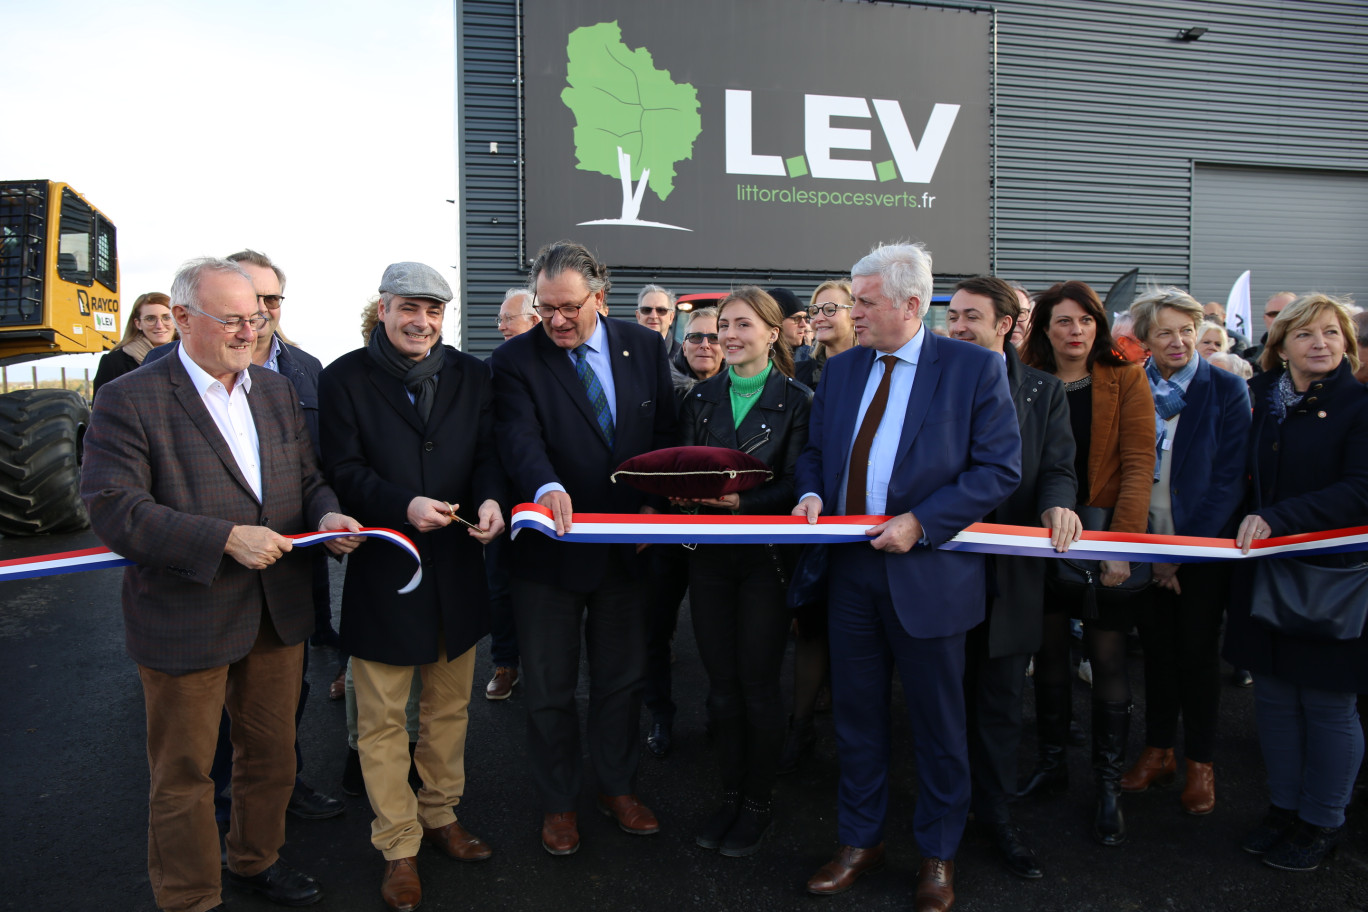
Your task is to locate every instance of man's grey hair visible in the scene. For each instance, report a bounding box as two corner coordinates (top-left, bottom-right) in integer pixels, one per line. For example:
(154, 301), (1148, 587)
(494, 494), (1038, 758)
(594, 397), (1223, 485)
(226, 249), (286, 291)
(527, 240), (611, 297)
(170, 257), (253, 312)
(851, 242), (934, 318)
(637, 284), (676, 309)
(685, 306), (719, 329)
(503, 287), (535, 312)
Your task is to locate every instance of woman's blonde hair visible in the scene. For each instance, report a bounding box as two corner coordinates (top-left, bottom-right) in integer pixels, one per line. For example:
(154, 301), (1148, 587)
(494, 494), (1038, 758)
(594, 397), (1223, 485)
(809, 279), (857, 364)
(1262, 293), (1359, 373)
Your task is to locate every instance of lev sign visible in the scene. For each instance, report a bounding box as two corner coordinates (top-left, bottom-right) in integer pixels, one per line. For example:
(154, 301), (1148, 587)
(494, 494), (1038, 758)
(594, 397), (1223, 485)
(726, 91), (960, 184)
(524, 0), (991, 274)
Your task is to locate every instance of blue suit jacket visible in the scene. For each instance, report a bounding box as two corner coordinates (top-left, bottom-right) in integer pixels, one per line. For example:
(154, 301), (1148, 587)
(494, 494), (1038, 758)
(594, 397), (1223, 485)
(489, 317), (677, 592)
(1164, 356), (1251, 538)
(794, 331), (1022, 638)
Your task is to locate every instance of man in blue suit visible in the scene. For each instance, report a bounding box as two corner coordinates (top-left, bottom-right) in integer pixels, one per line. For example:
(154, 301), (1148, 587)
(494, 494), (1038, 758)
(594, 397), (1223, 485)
(489, 241), (677, 857)
(794, 243), (1021, 912)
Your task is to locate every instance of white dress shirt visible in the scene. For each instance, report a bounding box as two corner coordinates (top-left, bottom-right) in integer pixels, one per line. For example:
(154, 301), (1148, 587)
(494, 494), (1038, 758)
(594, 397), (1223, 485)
(838, 326), (926, 515)
(178, 344), (262, 501)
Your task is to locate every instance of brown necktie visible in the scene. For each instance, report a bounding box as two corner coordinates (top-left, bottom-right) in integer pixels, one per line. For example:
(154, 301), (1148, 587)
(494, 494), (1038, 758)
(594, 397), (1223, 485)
(845, 355), (900, 515)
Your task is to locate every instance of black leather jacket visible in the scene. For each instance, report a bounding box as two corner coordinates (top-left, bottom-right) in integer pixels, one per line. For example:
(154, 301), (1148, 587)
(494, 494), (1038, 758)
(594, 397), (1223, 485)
(676, 368), (813, 515)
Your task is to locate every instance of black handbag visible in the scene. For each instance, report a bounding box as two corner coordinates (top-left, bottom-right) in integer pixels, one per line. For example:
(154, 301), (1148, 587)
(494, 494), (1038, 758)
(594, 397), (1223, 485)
(1051, 505), (1152, 617)
(1250, 557), (1368, 641)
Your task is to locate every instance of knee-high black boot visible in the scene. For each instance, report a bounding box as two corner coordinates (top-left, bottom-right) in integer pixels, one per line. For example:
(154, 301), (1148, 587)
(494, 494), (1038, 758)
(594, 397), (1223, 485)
(1092, 700), (1132, 846)
(1018, 683), (1071, 797)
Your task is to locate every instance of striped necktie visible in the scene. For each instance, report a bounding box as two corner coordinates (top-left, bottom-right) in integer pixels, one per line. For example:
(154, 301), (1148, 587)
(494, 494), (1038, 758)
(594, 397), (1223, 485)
(574, 344), (615, 448)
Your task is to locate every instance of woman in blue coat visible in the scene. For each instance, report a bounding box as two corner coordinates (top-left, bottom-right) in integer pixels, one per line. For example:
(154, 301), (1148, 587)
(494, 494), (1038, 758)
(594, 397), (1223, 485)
(1225, 293), (1368, 872)
(1119, 289), (1250, 815)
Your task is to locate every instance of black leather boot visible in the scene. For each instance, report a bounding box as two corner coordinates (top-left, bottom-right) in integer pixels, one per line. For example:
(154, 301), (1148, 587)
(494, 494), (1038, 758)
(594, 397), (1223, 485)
(1018, 683), (1071, 797)
(1091, 700), (1131, 846)
(697, 714), (746, 849)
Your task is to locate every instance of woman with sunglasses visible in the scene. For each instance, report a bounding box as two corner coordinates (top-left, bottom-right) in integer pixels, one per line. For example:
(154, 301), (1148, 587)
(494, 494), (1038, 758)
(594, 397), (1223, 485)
(673, 286), (812, 857)
(93, 292), (177, 398)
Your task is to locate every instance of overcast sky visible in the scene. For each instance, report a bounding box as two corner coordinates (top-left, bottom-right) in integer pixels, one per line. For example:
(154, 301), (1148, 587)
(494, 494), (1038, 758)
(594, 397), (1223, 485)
(6, 0), (458, 377)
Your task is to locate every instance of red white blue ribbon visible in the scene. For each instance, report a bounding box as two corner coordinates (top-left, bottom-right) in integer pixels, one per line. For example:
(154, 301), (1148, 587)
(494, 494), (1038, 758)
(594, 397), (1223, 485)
(509, 503), (1368, 562)
(0, 527), (423, 594)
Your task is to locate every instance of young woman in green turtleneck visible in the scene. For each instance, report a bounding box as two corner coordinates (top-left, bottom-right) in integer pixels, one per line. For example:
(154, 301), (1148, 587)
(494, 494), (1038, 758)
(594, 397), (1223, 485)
(671, 287), (810, 859)
(724, 300), (777, 429)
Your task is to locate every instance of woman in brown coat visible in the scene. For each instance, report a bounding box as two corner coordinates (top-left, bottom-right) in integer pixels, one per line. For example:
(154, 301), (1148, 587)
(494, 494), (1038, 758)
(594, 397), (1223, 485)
(1017, 281), (1156, 847)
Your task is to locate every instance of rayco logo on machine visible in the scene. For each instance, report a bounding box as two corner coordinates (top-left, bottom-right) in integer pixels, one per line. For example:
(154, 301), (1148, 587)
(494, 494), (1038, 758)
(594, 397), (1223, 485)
(78, 290), (119, 332)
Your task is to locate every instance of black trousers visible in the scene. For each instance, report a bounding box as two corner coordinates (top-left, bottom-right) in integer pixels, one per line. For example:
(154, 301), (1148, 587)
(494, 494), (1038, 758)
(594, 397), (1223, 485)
(963, 618), (1030, 818)
(512, 557), (648, 811)
(643, 544), (690, 726)
(688, 544), (789, 799)
(1135, 562), (1230, 762)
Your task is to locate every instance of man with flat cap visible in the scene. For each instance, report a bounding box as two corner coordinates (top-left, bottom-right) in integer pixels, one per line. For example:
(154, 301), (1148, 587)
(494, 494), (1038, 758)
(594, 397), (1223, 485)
(319, 262), (506, 912)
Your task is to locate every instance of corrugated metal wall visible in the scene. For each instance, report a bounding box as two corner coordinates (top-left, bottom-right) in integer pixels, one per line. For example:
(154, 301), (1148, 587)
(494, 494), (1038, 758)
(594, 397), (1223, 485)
(458, 0), (1368, 357)
(992, 0), (1368, 301)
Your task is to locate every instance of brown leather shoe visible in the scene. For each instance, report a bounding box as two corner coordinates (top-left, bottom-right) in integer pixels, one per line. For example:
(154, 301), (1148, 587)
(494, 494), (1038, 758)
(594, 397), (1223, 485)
(381, 857), (420, 912)
(915, 857), (955, 912)
(1181, 759), (1216, 815)
(1120, 746), (1176, 792)
(422, 819), (493, 861)
(805, 844), (885, 895)
(597, 794), (660, 835)
(485, 666), (519, 700)
(542, 812), (580, 855)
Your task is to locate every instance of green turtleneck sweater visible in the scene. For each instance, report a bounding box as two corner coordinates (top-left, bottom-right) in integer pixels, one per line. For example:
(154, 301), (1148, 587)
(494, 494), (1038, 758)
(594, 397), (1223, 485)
(728, 362), (772, 428)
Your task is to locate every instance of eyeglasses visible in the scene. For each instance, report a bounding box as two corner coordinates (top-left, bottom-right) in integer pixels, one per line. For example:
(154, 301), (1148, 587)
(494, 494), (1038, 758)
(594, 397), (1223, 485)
(807, 301), (854, 318)
(496, 312), (535, 326)
(638, 305), (673, 316)
(786, 313), (810, 323)
(683, 332), (720, 345)
(257, 294), (285, 307)
(533, 290), (595, 320)
(191, 307), (269, 333)
(139, 314), (174, 325)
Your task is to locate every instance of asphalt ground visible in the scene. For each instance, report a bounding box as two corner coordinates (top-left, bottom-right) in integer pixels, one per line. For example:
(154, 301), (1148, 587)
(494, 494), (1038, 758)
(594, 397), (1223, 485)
(3, 529), (1368, 912)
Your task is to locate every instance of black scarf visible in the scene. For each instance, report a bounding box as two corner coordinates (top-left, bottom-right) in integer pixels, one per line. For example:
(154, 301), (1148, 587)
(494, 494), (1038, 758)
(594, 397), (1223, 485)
(367, 326), (444, 424)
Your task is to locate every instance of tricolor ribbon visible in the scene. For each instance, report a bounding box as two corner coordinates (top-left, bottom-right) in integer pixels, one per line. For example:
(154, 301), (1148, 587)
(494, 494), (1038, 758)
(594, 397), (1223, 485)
(509, 504), (1368, 562)
(0, 527), (423, 593)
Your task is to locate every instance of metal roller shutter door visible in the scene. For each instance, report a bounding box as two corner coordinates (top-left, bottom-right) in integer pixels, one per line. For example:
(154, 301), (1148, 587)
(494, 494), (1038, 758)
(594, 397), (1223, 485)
(1191, 164), (1368, 322)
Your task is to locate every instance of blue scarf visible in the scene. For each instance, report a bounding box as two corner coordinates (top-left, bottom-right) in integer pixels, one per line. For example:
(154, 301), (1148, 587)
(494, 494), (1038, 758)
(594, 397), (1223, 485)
(1145, 355), (1198, 480)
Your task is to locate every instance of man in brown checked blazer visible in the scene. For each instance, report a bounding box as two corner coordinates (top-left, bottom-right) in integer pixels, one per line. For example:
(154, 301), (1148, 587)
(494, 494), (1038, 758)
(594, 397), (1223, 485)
(81, 257), (363, 912)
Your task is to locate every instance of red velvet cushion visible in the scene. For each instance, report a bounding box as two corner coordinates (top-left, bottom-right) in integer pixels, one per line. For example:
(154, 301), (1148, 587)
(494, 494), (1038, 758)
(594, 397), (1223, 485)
(612, 446), (772, 498)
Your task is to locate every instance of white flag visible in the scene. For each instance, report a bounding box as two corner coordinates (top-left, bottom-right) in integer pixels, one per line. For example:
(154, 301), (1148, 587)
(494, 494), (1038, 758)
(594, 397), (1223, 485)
(1226, 270), (1252, 340)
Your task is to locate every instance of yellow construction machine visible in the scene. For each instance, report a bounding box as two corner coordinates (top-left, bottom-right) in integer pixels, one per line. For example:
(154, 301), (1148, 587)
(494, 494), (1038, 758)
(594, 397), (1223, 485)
(0, 180), (121, 534)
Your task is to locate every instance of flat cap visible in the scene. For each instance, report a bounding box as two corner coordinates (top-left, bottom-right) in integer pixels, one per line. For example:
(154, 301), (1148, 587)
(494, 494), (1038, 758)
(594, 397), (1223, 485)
(379, 262), (452, 303)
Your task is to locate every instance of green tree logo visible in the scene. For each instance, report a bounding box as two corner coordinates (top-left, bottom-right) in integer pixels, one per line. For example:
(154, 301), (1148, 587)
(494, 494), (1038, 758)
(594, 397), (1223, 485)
(561, 21), (701, 231)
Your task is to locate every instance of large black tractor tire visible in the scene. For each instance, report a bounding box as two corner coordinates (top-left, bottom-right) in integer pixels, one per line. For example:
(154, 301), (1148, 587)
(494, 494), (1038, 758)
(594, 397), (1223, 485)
(0, 389), (91, 536)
